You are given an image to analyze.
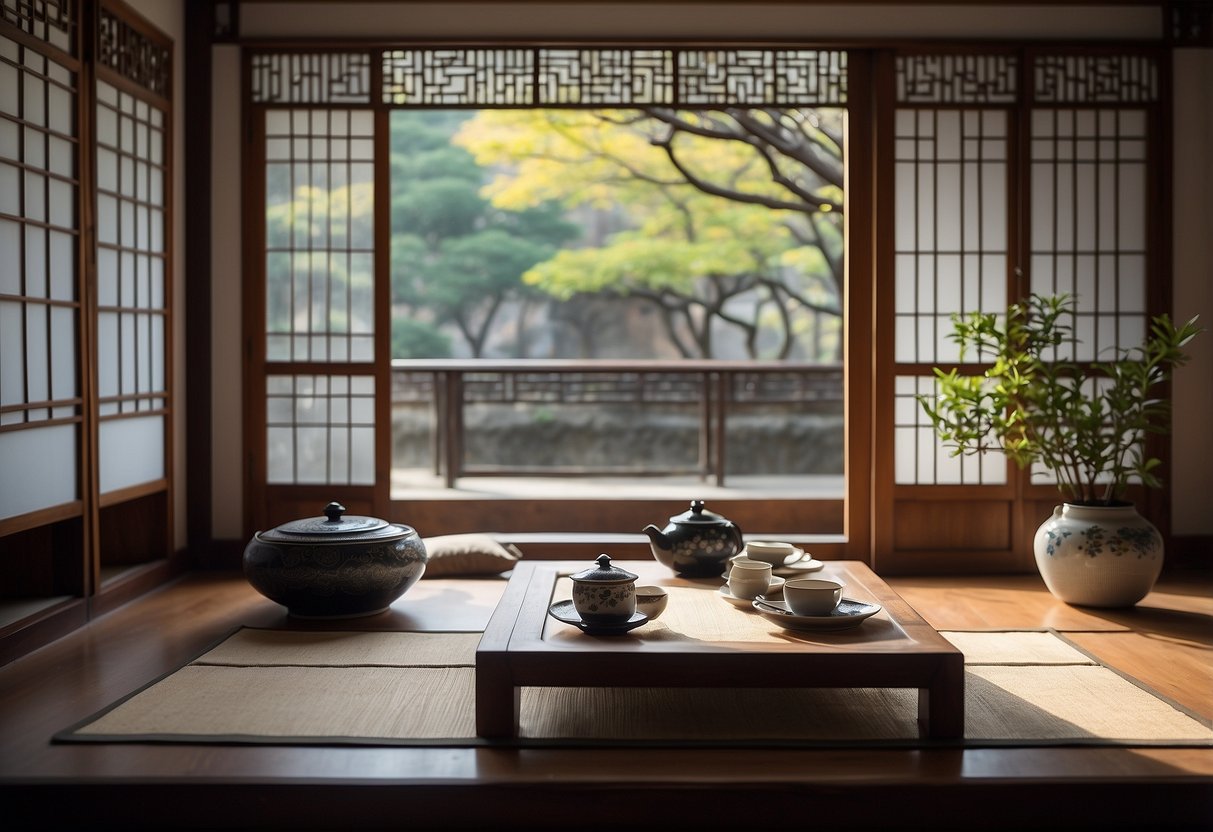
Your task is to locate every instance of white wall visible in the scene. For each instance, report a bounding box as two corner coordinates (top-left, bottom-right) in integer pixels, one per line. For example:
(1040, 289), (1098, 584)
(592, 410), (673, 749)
(210, 2), (1211, 541)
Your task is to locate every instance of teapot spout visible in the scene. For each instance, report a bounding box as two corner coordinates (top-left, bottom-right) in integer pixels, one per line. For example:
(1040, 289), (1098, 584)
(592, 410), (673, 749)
(642, 524), (671, 552)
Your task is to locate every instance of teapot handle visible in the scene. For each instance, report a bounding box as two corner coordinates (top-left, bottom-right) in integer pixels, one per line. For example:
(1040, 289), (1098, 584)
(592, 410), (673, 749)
(729, 522), (744, 553)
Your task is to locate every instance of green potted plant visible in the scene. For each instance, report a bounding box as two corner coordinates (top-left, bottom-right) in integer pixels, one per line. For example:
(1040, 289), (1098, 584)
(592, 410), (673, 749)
(920, 293), (1201, 607)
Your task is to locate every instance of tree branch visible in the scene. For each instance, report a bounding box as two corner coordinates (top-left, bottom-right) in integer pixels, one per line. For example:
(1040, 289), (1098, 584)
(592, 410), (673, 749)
(652, 133), (827, 214)
(728, 109), (844, 190)
(642, 107), (844, 212)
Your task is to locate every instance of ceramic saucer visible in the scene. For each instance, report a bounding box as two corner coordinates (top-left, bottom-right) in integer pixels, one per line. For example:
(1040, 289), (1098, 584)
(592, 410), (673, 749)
(750, 596), (882, 631)
(742, 547), (807, 568)
(547, 600), (648, 635)
(717, 576), (785, 607)
(773, 555), (825, 576)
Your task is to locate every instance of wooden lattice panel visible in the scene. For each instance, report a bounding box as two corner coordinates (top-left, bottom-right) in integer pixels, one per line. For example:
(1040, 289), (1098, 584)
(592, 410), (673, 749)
(251, 52), (372, 104)
(0, 0), (73, 53)
(897, 54), (1018, 104)
(1033, 55), (1157, 104)
(377, 47), (846, 107)
(97, 3), (169, 99)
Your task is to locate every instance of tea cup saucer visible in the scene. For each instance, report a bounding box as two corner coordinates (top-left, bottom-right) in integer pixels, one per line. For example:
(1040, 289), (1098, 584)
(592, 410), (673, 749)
(773, 555), (825, 576)
(547, 600), (648, 635)
(717, 576), (785, 607)
(741, 546), (807, 567)
(751, 595), (881, 631)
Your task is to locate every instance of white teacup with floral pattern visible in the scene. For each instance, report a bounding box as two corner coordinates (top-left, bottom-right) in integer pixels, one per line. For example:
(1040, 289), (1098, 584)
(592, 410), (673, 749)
(570, 554), (638, 624)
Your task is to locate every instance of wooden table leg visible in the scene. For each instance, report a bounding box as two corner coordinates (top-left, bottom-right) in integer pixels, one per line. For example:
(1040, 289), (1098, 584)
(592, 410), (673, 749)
(919, 654), (966, 739)
(475, 653), (520, 739)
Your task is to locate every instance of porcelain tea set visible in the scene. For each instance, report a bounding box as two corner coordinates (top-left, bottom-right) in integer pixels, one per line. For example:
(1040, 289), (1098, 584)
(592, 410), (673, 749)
(547, 554), (670, 635)
(715, 542), (880, 629)
(548, 500), (880, 634)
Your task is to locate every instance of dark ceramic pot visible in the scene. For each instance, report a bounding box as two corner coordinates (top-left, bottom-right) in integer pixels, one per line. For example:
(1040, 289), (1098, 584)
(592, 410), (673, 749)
(642, 499), (744, 577)
(243, 502), (427, 618)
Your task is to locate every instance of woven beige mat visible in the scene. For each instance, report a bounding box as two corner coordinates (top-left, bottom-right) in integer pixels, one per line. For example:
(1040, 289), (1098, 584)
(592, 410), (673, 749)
(523, 666), (1213, 742)
(197, 629), (482, 667)
(58, 627), (1213, 746)
(74, 666), (477, 740)
(940, 631), (1095, 665)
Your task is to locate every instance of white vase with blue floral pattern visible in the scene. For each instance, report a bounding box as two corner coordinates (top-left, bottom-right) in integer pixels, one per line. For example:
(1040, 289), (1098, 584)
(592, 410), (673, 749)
(1033, 503), (1163, 608)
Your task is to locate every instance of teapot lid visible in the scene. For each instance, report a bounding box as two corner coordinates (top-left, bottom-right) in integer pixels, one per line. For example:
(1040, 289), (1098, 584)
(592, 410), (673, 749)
(670, 499), (731, 525)
(257, 502), (409, 544)
(571, 554), (638, 584)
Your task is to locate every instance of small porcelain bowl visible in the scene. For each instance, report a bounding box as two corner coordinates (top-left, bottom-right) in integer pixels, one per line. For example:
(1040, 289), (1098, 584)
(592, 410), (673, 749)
(634, 586), (669, 619)
(744, 540), (799, 566)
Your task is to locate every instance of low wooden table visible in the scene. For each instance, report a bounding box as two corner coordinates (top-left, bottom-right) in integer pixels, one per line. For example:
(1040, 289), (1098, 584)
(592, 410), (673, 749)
(475, 560), (964, 740)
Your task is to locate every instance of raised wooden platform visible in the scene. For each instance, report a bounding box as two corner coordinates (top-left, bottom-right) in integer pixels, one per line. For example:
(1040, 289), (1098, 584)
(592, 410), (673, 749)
(1, 567), (1209, 831)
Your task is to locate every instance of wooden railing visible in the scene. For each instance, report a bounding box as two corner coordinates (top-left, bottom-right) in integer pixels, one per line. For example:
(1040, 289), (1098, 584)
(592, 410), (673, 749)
(391, 360), (843, 488)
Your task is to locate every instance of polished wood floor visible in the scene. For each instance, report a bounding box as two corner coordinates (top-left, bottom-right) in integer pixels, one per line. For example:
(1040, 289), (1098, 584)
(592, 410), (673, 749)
(1, 565), (1210, 831)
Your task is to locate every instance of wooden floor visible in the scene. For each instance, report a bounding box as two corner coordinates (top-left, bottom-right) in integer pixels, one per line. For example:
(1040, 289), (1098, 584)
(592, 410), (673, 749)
(1, 565), (1210, 831)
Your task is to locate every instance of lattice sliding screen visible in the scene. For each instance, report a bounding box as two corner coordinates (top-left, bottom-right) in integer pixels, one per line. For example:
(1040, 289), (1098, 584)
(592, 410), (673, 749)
(0, 30), (80, 521)
(266, 374), (375, 485)
(264, 109), (375, 364)
(891, 50), (1160, 491)
(1026, 56), (1155, 487)
(893, 108), (1010, 367)
(892, 54), (1015, 488)
(262, 107), (376, 485)
(94, 2), (171, 496)
(1029, 108), (1149, 360)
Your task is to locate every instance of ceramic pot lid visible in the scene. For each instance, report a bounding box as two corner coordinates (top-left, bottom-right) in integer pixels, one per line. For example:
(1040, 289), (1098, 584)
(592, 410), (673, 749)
(669, 499), (732, 525)
(571, 554), (638, 584)
(258, 502), (408, 544)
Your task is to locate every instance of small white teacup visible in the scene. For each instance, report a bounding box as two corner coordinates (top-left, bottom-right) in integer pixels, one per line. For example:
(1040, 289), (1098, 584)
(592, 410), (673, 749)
(728, 560), (773, 600)
(724, 555), (766, 577)
(783, 578), (844, 616)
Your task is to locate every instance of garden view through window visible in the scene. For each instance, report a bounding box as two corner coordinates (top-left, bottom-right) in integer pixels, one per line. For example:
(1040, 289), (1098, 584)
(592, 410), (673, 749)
(387, 106), (847, 491)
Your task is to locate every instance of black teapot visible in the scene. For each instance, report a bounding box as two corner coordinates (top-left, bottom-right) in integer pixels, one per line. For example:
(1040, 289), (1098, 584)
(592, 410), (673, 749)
(642, 499), (744, 577)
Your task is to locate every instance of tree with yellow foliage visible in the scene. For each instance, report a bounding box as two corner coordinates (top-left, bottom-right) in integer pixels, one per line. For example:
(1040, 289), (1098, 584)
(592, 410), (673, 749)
(455, 107), (844, 359)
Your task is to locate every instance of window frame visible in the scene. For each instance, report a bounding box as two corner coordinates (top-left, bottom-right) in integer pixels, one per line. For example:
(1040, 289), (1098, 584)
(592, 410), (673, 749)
(239, 40), (1172, 570)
